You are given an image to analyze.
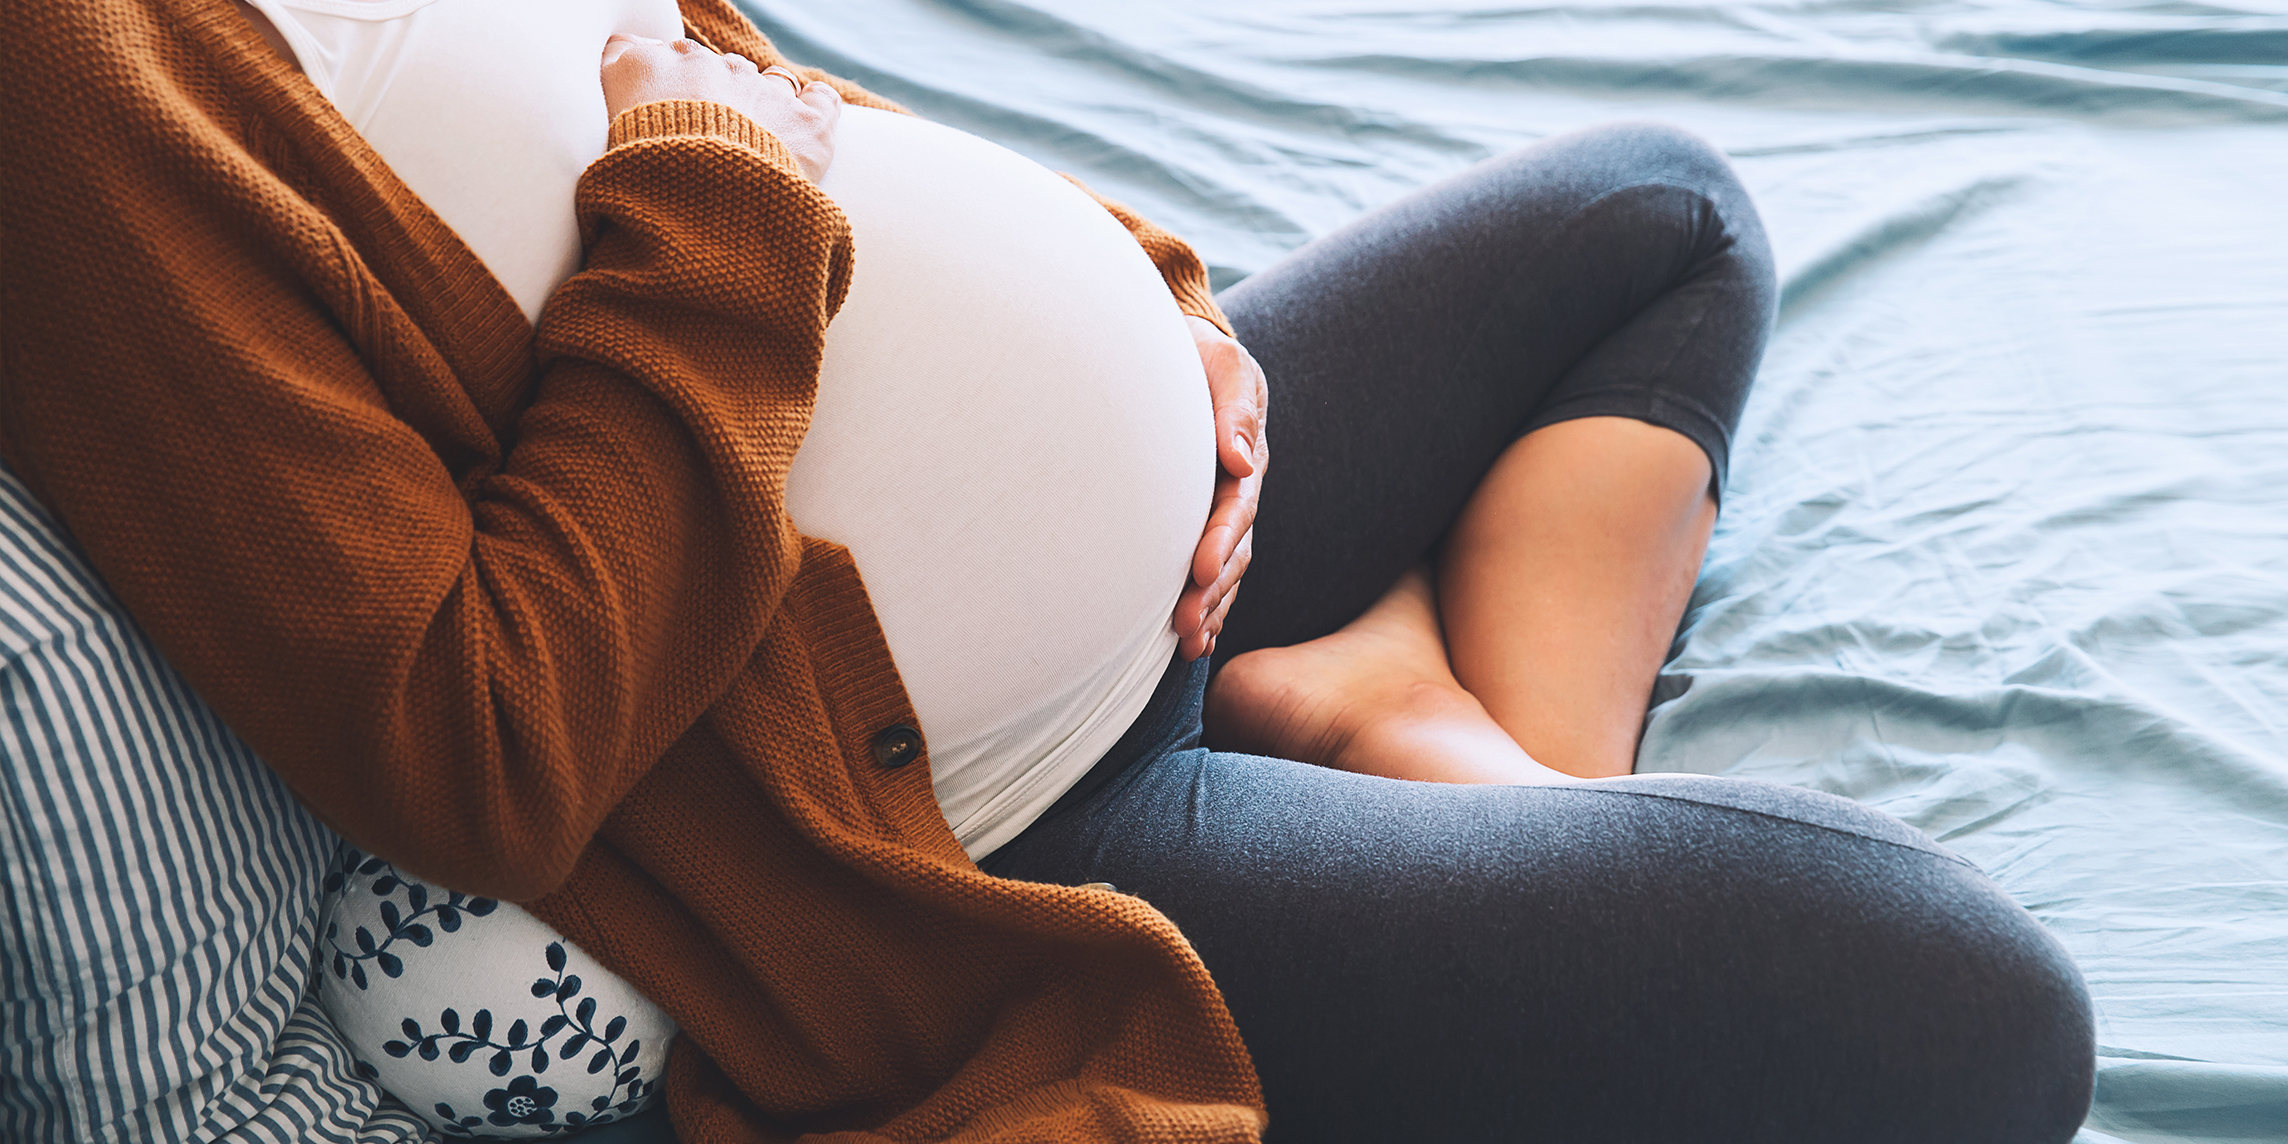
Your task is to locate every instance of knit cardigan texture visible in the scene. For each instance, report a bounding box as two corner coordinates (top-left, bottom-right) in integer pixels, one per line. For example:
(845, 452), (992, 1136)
(0, 2), (1265, 1140)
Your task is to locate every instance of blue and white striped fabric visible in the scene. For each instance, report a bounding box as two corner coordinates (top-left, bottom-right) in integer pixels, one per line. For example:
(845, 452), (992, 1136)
(0, 463), (433, 1144)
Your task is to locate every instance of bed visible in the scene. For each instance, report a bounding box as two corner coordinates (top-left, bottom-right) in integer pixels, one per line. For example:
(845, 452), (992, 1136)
(4, 2), (2280, 1141)
(728, 1), (2288, 1140)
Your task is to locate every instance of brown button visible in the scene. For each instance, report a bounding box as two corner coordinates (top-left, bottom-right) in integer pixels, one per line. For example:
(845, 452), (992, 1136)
(871, 724), (922, 769)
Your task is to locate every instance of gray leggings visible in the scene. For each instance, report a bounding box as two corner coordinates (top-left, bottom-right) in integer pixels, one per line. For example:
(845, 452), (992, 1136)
(980, 123), (2097, 1142)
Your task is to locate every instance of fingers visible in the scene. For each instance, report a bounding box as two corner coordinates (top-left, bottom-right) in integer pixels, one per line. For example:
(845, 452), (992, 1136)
(601, 35), (695, 114)
(598, 33), (839, 176)
(1203, 345), (1265, 481)
(1204, 579), (1241, 653)
(1183, 469), (1258, 619)
(1203, 528), (1252, 618)
(600, 32), (647, 67)
(601, 33), (702, 66)
(799, 79), (843, 116)
(1175, 316), (1269, 663)
(1215, 392), (1264, 480)
(1186, 322), (1267, 587)
(1173, 528), (1251, 661)
(602, 35), (790, 90)
(1186, 316), (1269, 484)
(1190, 457), (1261, 586)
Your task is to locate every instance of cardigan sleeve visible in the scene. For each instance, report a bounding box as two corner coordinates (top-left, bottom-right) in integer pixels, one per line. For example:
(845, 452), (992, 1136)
(385, 106), (856, 896)
(0, 4), (852, 901)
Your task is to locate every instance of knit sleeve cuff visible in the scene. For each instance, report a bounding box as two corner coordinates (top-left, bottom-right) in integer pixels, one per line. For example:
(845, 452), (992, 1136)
(1166, 279), (1232, 337)
(606, 100), (804, 179)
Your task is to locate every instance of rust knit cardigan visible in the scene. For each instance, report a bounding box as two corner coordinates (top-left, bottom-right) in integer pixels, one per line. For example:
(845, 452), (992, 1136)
(0, 1), (1265, 1140)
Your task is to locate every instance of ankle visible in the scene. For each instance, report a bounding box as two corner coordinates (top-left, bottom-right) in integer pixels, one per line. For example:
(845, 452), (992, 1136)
(1202, 645), (1352, 761)
(1332, 682), (1559, 784)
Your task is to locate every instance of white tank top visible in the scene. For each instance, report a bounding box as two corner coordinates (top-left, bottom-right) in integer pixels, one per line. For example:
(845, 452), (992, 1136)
(249, 0), (1214, 857)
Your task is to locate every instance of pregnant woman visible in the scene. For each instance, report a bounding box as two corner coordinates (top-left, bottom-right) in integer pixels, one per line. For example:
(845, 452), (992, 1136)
(6, 0), (2093, 1141)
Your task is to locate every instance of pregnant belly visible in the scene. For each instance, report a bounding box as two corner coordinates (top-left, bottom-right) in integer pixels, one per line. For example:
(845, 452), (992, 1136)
(784, 106), (1215, 852)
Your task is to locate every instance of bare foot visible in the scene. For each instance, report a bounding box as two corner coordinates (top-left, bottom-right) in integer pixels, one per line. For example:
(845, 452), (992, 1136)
(1203, 567), (1574, 784)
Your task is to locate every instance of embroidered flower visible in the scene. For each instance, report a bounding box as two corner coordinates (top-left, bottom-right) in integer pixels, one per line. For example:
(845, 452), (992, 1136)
(483, 1075), (559, 1127)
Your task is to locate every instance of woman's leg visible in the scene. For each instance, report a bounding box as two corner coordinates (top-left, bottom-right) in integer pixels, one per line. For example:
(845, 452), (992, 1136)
(1207, 121), (1775, 778)
(991, 127), (2094, 1134)
(984, 661), (2098, 1142)
(1439, 417), (1720, 776)
(994, 122), (2093, 1138)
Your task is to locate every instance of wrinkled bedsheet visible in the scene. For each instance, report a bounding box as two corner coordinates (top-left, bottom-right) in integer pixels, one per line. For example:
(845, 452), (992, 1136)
(735, 2), (2288, 1138)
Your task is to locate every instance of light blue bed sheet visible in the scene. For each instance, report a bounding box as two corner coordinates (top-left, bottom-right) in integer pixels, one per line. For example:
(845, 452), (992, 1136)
(735, 1), (2288, 1138)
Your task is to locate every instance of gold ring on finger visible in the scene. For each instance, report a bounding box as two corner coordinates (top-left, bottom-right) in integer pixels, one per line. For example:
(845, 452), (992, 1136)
(761, 65), (803, 93)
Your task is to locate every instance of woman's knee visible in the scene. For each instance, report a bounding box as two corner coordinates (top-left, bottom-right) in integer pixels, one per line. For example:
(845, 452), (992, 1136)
(1565, 120), (1740, 195)
(1849, 849), (2095, 1140)
(1915, 895), (2097, 1141)
(1611, 777), (2097, 1141)
(1522, 120), (1775, 292)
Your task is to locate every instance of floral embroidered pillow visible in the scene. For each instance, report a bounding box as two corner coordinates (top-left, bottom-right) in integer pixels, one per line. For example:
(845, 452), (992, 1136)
(317, 846), (678, 1138)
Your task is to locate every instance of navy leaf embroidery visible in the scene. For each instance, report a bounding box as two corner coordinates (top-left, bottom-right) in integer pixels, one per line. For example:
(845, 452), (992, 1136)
(324, 851), (656, 1132)
(319, 852), (499, 991)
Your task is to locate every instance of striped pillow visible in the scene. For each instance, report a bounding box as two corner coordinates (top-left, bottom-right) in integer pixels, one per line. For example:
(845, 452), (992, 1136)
(0, 464), (432, 1144)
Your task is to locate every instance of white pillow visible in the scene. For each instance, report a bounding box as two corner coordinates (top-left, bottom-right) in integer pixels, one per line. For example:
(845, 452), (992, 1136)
(317, 850), (678, 1138)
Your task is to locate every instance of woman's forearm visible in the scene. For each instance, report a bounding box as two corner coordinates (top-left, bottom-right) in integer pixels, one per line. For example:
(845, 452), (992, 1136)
(2, 45), (849, 900)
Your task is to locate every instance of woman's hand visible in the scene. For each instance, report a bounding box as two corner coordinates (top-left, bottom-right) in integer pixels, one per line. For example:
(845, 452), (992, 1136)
(1176, 315), (1269, 662)
(600, 35), (842, 183)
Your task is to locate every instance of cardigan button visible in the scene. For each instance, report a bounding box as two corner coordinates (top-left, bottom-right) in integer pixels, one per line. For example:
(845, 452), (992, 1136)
(871, 724), (923, 769)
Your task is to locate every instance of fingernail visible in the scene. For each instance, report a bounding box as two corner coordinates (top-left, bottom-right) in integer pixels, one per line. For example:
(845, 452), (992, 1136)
(1232, 432), (1249, 456)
